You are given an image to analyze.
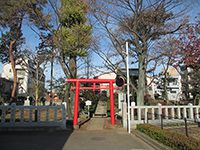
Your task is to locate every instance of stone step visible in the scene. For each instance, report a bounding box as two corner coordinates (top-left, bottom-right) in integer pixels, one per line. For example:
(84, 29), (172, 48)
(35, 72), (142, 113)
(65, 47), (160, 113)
(94, 100), (107, 118)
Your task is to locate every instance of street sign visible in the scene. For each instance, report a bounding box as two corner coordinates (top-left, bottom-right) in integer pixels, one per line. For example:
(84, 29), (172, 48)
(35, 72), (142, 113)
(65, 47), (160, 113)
(85, 100), (92, 106)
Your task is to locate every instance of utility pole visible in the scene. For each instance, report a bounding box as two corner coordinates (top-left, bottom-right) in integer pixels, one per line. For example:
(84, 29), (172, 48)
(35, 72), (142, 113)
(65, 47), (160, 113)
(50, 53), (54, 105)
(126, 42), (131, 134)
(35, 58), (39, 121)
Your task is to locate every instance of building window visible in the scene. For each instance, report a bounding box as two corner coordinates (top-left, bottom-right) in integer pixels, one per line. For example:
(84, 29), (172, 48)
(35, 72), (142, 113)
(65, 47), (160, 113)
(19, 87), (24, 94)
(148, 86), (152, 91)
(169, 78), (178, 85)
(18, 78), (24, 85)
(17, 69), (25, 76)
(171, 90), (177, 93)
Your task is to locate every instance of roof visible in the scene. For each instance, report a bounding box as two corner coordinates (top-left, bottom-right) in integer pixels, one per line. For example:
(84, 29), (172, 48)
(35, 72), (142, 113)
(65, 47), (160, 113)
(163, 67), (179, 76)
(120, 68), (139, 77)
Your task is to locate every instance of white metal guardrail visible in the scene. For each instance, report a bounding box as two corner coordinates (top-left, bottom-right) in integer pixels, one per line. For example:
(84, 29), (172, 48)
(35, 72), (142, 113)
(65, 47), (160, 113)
(129, 103), (200, 125)
(0, 103), (66, 129)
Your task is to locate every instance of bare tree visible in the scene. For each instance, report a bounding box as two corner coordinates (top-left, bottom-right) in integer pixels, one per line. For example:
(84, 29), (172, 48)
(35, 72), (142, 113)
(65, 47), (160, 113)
(89, 0), (187, 105)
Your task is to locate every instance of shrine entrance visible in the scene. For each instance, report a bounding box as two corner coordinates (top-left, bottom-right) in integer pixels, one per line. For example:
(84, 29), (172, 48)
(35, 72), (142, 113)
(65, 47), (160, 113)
(66, 79), (115, 127)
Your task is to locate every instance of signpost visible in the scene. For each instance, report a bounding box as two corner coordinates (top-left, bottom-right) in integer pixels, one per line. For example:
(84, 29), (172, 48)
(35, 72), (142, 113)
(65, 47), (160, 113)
(85, 100), (92, 117)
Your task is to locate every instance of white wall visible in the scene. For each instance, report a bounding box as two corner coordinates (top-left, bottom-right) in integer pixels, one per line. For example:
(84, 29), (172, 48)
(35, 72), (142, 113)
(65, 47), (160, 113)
(1, 59), (45, 97)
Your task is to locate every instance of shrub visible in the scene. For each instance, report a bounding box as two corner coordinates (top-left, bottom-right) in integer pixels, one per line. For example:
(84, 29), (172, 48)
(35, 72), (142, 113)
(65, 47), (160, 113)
(136, 124), (200, 150)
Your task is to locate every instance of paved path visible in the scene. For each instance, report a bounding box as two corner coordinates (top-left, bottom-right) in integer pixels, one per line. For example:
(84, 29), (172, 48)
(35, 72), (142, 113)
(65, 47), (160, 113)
(63, 129), (155, 150)
(84, 118), (105, 130)
(63, 117), (155, 150)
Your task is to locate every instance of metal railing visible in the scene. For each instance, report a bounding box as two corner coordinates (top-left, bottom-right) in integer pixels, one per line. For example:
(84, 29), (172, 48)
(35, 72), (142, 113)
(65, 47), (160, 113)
(130, 103), (200, 125)
(0, 103), (66, 129)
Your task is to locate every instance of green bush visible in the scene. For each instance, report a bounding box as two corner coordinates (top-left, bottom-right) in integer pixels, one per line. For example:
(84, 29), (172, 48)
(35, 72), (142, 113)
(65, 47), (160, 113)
(137, 124), (200, 150)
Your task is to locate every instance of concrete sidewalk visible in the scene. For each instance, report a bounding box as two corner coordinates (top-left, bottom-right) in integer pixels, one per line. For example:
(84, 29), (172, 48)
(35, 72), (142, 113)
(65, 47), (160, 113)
(84, 118), (105, 130)
(63, 129), (155, 150)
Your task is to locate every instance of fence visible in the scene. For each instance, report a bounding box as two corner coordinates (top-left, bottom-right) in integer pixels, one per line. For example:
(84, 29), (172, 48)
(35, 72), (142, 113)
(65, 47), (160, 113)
(0, 103), (66, 129)
(130, 103), (200, 126)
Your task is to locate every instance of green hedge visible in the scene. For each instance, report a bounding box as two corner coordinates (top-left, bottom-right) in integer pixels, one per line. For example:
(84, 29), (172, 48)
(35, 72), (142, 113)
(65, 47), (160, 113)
(136, 124), (200, 150)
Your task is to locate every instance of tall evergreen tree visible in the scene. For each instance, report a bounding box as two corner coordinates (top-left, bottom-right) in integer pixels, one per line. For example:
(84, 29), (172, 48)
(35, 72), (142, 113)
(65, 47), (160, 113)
(0, 0), (48, 99)
(53, 0), (92, 117)
(54, 0), (91, 79)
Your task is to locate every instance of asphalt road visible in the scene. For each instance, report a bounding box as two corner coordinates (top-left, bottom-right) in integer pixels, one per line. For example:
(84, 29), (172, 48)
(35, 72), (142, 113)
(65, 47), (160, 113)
(0, 130), (73, 150)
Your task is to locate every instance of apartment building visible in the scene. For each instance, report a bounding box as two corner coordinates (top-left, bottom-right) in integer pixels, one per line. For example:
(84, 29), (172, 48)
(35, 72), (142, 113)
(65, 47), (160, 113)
(1, 58), (45, 98)
(154, 67), (182, 101)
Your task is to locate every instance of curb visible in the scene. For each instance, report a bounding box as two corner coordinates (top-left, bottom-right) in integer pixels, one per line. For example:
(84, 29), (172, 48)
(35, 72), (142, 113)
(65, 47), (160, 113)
(74, 117), (91, 129)
(132, 130), (172, 150)
(0, 126), (72, 132)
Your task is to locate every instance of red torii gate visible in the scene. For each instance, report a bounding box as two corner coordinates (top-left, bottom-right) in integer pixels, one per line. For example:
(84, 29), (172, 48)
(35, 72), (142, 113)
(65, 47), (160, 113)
(66, 78), (115, 127)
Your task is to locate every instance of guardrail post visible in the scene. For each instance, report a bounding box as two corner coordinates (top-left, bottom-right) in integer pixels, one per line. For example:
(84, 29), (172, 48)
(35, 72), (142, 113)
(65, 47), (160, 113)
(10, 103), (16, 125)
(157, 103), (162, 120)
(138, 107), (141, 121)
(152, 108), (155, 120)
(1, 106), (6, 124)
(122, 102), (127, 128)
(196, 107), (199, 118)
(144, 108), (148, 123)
(131, 102), (135, 121)
(177, 107), (181, 119)
(46, 107), (49, 122)
(171, 107), (175, 119)
(35, 108), (38, 122)
(20, 107), (24, 123)
(188, 103), (194, 119)
(183, 107), (187, 118)
(165, 107), (168, 120)
(62, 105), (67, 129)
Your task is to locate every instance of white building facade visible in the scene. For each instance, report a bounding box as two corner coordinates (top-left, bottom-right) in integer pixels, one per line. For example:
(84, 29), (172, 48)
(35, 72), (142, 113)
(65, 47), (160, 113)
(153, 67), (182, 101)
(1, 58), (45, 98)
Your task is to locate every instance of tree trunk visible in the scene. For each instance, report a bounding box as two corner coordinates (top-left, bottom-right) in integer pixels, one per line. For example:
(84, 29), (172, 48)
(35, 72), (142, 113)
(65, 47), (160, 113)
(58, 56), (72, 118)
(65, 84), (72, 119)
(69, 56), (77, 78)
(137, 53), (146, 106)
(185, 68), (190, 101)
(9, 40), (17, 99)
(69, 55), (77, 117)
(182, 66), (190, 101)
(58, 54), (77, 119)
(163, 73), (168, 101)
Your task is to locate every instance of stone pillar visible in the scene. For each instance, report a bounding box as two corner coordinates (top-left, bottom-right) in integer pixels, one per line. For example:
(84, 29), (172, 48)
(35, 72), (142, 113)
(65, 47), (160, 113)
(122, 102), (127, 128)
(188, 103), (194, 119)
